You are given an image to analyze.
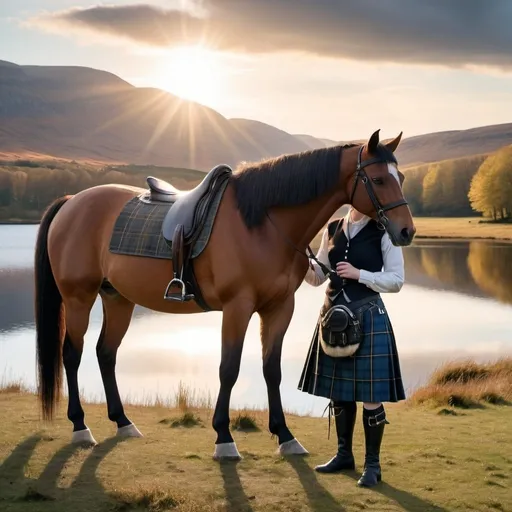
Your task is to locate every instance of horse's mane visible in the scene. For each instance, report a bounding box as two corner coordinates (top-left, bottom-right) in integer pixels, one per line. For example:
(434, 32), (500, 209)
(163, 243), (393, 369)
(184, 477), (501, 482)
(231, 144), (356, 229)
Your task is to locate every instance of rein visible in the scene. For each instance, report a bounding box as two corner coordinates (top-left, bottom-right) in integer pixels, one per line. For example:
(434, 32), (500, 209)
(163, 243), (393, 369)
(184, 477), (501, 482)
(266, 144), (408, 278)
(265, 211), (335, 277)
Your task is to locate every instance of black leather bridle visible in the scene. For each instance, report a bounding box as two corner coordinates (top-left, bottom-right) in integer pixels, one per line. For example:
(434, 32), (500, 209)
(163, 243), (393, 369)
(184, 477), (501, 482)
(266, 144), (408, 279)
(349, 145), (408, 230)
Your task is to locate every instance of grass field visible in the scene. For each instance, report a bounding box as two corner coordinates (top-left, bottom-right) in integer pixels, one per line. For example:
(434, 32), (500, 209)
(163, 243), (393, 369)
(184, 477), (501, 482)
(310, 217), (512, 250)
(412, 218), (512, 241)
(1, 359), (511, 512)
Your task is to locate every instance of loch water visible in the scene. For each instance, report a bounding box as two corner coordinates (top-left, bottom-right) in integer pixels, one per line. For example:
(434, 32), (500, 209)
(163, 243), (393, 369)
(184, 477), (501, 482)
(1, 225), (511, 416)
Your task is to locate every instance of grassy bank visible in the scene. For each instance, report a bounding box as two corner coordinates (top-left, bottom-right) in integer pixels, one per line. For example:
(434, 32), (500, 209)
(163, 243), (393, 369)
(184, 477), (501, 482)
(413, 217), (512, 241)
(3, 208), (512, 243)
(0, 359), (511, 511)
(310, 216), (512, 250)
(0, 219), (40, 225)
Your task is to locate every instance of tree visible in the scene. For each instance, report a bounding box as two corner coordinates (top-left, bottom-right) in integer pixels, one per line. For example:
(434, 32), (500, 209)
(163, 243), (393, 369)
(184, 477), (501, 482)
(0, 168), (13, 206)
(421, 163), (443, 215)
(421, 156), (486, 216)
(402, 164), (429, 214)
(469, 146), (512, 219)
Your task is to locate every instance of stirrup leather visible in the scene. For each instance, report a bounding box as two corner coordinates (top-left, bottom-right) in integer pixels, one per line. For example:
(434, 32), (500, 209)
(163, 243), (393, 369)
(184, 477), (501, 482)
(164, 224), (195, 302)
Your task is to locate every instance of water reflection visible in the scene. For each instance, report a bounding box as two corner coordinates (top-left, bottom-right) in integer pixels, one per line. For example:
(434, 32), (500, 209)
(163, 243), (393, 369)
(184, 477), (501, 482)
(0, 226), (511, 416)
(404, 240), (512, 304)
(0, 267), (159, 334)
(0, 268), (34, 333)
(468, 241), (512, 304)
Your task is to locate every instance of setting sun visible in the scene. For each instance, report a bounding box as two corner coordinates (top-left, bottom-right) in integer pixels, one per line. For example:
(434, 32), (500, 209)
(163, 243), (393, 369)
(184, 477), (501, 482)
(153, 45), (224, 106)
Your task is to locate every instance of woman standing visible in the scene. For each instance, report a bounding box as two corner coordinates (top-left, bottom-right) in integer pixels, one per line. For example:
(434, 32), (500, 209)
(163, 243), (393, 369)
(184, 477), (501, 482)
(298, 206), (405, 487)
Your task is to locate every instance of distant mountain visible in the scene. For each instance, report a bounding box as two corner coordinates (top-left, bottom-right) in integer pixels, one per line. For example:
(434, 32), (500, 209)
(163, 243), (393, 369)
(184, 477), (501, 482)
(293, 134), (337, 149)
(228, 119), (313, 157)
(394, 123), (512, 167)
(1, 60), (511, 170)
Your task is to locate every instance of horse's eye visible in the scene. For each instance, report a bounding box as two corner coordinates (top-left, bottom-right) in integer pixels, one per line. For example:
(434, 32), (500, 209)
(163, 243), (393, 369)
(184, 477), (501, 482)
(371, 177), (384, 185)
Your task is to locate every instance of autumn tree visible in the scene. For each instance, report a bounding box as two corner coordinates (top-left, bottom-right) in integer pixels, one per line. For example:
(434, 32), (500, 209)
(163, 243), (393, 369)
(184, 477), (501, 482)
(0, 168), (13, 206)
(469, 145), (512, 220)
(402, 164), (429, 214)
(421, 155), (485, 216)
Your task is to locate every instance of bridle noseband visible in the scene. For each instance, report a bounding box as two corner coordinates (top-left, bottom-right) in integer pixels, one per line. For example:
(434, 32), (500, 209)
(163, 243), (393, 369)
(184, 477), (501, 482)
(350, 146), (408, 229)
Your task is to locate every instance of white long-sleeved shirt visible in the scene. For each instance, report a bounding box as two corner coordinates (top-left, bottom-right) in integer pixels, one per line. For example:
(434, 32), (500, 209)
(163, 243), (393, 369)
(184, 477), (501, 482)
(304, 210), (405, 299)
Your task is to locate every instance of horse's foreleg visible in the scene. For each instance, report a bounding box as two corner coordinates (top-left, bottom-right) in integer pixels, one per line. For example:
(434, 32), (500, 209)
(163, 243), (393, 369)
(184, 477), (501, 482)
(63, 294), (97, 445)
(97, 292), (141, 437)
(212, 298), (254, 461)
(259, 297), (309, 456)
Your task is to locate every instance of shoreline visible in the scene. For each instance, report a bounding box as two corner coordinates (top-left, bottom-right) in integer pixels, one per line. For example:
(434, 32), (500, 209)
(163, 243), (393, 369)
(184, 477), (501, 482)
(2, 220), (512, 242)
(0, 220), (40, 225)
(414, 234), (512, 242)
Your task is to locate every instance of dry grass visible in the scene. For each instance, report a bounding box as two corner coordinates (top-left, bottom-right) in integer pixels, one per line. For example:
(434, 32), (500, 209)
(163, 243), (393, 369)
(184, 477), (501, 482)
(111, 485), (186, 511)
(1, 361), (511, 510)
(408, 358), (512, 409)
(311, 217), (512, 251)
(81, 380), (214, 413)
(231, 410), (260, 432)
(0, 390), (511, 512)
(310, 217), (512, 251)
(0, 374), (31, 395)
(413, 217), (512, 240)
(0, 392), (512, 512)
(160, 412), (203, 429)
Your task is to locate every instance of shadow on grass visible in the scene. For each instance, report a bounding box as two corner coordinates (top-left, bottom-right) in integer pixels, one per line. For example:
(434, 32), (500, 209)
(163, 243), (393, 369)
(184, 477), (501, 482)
(0, 433), (45, 503)
(0, 433), (127, 509)
(219, 460), (254, 512)
(345, 473), (450, 512)
(286, 456), (451, 512)
(285, 456), (345, 512)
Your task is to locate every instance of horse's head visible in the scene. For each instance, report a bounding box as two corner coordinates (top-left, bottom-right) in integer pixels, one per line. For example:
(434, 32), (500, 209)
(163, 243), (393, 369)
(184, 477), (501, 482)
(346, 130), (415, 246)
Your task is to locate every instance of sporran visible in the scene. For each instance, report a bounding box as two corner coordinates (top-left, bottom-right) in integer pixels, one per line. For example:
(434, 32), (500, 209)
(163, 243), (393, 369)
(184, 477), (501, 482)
(319, 303), (363, 357)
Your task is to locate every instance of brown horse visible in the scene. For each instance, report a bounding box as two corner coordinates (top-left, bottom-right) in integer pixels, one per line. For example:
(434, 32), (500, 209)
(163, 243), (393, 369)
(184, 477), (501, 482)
(34, 129), (415, 460)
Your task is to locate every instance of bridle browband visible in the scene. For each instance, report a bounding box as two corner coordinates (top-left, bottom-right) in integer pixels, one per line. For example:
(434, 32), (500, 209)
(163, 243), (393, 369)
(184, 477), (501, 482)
(349, 145), (408, 230)
(266, 143), (408, 279)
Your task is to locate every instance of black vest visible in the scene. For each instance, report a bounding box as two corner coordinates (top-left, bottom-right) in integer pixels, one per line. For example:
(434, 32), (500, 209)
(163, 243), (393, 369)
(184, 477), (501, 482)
(326, 218), (384, 303)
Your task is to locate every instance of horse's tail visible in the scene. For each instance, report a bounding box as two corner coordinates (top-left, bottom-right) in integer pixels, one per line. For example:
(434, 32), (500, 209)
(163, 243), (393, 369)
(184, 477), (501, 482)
(35, 195), (71, 421)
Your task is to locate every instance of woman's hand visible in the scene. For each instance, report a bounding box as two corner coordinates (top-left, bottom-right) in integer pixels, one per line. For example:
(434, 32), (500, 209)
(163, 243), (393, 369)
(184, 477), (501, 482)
(336, 262), (360, 281)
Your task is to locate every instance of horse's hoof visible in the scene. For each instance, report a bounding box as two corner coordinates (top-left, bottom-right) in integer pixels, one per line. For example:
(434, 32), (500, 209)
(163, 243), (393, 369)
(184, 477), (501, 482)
(213, 442), (242, 461)
(117, 424), (143, 438)
(71, 428), (97, 446)
(278, 438), (309, 456)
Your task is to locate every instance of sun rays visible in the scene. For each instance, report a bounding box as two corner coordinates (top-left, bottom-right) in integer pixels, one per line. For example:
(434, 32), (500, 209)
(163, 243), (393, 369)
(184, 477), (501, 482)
(152, 45), (225, 106)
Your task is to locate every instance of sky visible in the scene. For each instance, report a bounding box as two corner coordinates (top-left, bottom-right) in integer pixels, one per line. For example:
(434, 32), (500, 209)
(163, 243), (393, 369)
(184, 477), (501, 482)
(1, 0), (512, 141)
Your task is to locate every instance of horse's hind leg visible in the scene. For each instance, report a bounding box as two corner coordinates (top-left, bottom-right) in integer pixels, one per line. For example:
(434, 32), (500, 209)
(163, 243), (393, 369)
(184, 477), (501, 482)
(62, 292), (98, 445)
(97, 291), (141, 437)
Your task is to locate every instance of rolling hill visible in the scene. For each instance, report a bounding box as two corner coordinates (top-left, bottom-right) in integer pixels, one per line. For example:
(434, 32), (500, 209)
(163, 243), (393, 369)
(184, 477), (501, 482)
(1, 59), (511, 170)
(395, 123), (512, 167)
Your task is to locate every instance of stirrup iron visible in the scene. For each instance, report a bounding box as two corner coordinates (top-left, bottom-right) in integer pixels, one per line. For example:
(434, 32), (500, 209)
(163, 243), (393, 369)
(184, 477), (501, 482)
(163, 276), (194, 302)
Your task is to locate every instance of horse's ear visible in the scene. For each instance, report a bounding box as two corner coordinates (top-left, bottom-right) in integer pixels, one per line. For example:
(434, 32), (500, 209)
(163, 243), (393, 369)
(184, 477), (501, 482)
(368, 129), (380, 154)
(385, 132), (403, 153)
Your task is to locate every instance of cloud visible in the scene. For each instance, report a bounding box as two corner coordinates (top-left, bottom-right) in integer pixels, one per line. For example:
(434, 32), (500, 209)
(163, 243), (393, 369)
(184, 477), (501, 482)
(28, 0), (512, 69)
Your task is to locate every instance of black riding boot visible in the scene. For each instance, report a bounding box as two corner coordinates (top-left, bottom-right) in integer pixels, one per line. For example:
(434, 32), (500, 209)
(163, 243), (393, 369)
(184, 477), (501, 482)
(357, 405), (387, 487)
(315, 401), (356, 473)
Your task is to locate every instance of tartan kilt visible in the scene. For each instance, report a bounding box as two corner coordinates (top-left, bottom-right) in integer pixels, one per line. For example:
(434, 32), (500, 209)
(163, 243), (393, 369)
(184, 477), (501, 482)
(297, 296), (405, 403)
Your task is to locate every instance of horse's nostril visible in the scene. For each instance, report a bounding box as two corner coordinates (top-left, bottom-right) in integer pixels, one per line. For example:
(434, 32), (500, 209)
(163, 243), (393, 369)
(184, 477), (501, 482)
(401, 227), (411, 240)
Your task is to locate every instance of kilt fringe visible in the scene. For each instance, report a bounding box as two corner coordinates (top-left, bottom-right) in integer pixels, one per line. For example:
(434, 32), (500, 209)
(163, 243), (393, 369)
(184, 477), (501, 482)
(298, 298), (405, 403)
